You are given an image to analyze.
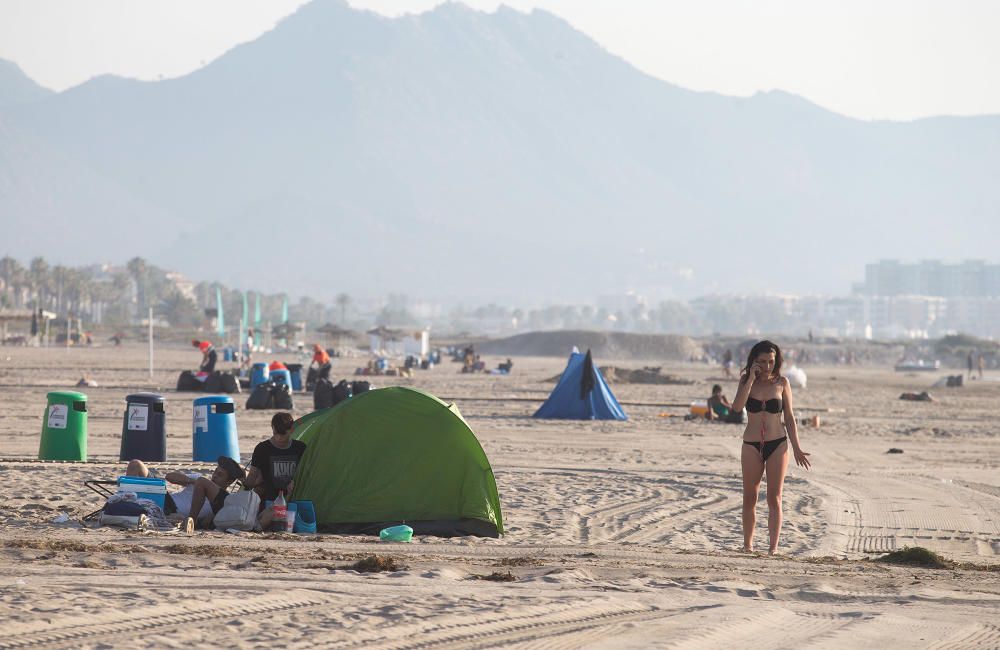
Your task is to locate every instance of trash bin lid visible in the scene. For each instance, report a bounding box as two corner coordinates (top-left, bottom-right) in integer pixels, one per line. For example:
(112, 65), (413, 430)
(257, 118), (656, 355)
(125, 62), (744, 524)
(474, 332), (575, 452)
(125, 392), (165, 404)
(47, 390), (87, 402)
(193, 395), (235, 405)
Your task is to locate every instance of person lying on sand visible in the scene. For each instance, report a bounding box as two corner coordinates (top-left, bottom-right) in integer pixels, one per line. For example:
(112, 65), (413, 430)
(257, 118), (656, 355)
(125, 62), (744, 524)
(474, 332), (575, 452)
(126, 456), (245, 530)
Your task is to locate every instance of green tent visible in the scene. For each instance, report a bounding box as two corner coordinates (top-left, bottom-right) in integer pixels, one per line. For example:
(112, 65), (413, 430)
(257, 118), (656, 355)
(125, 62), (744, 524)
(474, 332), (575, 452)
(292, 387), (504, 537)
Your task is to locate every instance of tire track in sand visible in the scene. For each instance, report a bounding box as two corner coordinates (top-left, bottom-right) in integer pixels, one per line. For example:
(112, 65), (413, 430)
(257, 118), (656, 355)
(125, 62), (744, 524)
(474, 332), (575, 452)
(327, 601), (721, 649)
(0, 591), (328, 650)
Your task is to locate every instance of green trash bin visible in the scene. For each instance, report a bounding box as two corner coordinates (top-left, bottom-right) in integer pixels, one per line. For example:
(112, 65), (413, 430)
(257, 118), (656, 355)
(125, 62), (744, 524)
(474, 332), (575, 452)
(38, 390), (88, 461)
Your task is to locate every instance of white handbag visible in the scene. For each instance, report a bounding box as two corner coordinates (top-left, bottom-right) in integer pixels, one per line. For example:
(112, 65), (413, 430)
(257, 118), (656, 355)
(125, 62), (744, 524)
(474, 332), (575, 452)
(212, 490), (260, 531)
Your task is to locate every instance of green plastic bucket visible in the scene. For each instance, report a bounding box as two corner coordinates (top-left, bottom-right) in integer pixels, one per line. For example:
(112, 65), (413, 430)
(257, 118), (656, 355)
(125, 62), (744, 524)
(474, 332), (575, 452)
(38, 390), (88, 461)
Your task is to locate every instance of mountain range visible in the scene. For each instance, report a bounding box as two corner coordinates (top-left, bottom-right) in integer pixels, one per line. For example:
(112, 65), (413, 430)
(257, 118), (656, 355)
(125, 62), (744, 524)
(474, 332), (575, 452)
(1, 0), (998, 303)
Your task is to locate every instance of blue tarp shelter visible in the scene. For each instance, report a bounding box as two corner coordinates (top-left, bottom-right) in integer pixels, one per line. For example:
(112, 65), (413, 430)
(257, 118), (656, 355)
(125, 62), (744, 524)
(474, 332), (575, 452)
(533, 350), (627, 420)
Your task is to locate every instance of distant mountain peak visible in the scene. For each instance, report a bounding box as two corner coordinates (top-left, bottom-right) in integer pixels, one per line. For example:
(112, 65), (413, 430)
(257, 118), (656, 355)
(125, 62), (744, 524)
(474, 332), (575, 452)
(0, 58), (54, 107)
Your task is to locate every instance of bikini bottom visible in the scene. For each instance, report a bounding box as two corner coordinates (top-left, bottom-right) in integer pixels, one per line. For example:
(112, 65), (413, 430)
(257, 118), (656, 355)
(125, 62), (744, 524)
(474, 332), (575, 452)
(743, 436), (788, 461)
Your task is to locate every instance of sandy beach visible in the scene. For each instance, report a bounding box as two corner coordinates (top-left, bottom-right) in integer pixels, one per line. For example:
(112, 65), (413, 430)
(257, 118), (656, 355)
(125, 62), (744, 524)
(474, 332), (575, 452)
(1, 343), (998, 648)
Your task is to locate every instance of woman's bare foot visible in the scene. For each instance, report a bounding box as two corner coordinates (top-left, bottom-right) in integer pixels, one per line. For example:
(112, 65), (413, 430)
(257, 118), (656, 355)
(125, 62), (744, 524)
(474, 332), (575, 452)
(741, 546), (755, 553)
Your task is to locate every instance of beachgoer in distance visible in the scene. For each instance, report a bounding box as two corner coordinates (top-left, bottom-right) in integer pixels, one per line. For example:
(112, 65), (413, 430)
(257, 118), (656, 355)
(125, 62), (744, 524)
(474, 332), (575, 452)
(732, 340), (811, 555)
(310, 344), (332, 382)
(968, 352), (974, 379)
(244, 413), (306, 504)
(126, 456), (245, 530)
(193, 339), (217, 374)
(242, 327), (254, 371)
(722, 349), (734, 379)
(978, 354), (985, 380)
(706, 384), (732, 420)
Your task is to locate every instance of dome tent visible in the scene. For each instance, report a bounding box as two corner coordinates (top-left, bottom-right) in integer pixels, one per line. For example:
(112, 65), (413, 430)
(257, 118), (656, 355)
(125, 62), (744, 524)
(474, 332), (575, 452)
(292, 387), (503, 537)
(533, 349), (627, 420)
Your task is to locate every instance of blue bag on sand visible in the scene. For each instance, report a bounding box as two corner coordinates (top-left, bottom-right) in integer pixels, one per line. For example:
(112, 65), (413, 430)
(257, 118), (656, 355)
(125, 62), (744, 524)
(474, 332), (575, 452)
(292, 500), (317, 534)
(379, 524), (413, 542)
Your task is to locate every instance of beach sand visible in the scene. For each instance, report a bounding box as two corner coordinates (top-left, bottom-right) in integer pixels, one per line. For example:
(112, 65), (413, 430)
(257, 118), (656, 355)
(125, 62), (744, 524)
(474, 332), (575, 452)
(0, 344), (998, 648)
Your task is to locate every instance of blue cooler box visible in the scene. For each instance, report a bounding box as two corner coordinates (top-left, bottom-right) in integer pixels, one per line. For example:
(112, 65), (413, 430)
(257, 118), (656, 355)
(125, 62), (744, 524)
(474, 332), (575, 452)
(117, 476), (167, 508)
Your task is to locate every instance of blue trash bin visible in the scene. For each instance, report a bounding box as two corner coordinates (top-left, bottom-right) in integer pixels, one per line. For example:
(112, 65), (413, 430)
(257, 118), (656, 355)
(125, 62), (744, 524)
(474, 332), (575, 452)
(270, 368), (292, 388)
(250, 363), (269, 389)
(192, 395), (240, 463)
(286, 363), (303, 392)
(119, 393), (167, 462)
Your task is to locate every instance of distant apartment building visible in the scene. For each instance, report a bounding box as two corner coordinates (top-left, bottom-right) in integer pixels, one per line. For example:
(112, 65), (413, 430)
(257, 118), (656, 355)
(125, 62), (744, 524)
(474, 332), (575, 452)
(860, 259), (1000, 298)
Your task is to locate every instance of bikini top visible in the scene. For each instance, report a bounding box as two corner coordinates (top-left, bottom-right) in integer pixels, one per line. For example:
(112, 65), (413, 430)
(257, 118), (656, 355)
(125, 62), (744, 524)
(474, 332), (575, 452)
(746, 396), (783, 414)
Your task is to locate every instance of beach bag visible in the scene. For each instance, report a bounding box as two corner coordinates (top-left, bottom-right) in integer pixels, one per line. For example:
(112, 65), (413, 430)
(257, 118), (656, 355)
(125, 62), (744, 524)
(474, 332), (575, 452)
(271, 383), (294, 410)
(177, 370), (204, 392)
(220, 372), (241, 394)
(331, 380), (352, 407)
(246, 383), (274, 410)
(306, 367), (319, 392)
(351, 380), (371, 395)
(314, 378), (334, 410)
(213, 490), (260, 531)
(204, 371), (223, 393)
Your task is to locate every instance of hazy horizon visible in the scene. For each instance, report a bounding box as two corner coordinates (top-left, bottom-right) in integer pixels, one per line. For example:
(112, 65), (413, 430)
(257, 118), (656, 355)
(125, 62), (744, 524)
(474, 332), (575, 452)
(1, 0), (998, 122)
(1, 0), (997, 310)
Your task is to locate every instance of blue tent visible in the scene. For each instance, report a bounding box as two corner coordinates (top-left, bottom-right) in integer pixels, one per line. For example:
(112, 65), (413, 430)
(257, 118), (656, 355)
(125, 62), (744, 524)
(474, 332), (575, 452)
(533, 350), (627, 420)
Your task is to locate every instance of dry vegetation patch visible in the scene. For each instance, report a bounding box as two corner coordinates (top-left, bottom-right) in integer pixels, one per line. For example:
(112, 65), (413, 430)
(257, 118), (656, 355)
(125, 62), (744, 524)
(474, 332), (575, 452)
(470, 570), (516, 582)
(347, 555), (403, 573)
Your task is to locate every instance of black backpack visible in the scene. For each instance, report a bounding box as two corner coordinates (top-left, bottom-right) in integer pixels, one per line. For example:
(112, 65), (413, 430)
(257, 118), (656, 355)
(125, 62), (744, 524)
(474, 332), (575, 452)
(177, 370), (204, 392)
(313, 377), (334, 410)
(351, 380), (371, 395)
(246, 383), (274, 410)
(306, 366), (319, 392)
(271, 382), (294, 410)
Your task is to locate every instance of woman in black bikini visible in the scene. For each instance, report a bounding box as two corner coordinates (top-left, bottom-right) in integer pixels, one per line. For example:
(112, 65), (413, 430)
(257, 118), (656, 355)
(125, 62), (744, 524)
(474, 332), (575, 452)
(732, 340), (811, 554)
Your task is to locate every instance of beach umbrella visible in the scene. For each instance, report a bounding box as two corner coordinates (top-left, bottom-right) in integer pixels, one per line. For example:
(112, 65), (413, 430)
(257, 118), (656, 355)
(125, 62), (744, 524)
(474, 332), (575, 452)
(316, 323), (355, 347)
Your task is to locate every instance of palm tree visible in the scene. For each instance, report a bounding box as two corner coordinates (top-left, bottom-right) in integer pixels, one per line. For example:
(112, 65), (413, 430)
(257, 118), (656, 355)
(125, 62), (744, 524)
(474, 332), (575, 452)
(28, 257), (49, 309)
(0, 257), (26, 307)
(51, 265), (70, 315)
(126, 257), (147, 308)
(161, 289), (198, 327)
(335, 293), (352, 324)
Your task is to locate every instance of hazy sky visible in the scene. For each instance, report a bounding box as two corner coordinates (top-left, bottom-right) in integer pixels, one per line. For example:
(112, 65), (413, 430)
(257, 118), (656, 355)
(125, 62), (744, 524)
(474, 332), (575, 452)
(0, 0), (997, 121)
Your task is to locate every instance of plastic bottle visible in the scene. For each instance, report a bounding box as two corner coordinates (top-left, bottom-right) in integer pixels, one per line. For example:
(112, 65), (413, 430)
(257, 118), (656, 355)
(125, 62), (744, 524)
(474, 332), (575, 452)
(272, 491), (287, 532)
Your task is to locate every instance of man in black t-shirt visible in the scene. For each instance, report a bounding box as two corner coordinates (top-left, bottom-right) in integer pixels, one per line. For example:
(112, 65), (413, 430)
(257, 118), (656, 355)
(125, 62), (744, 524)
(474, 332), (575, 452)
(245, 412), (306, 503)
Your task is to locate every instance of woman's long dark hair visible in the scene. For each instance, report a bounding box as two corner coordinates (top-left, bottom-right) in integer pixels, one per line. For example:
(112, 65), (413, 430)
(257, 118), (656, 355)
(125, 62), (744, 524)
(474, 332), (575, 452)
(740, 340), (783, 383)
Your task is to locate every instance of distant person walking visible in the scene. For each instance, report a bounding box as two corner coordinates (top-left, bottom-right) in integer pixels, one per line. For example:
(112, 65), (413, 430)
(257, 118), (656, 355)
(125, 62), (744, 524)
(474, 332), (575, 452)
(732, 340), (811, 555)
(242, 327), (255, 371)
(722, 349), (734, 379)
(978, 354), (985, 380)
(968, 352), (974, 379)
